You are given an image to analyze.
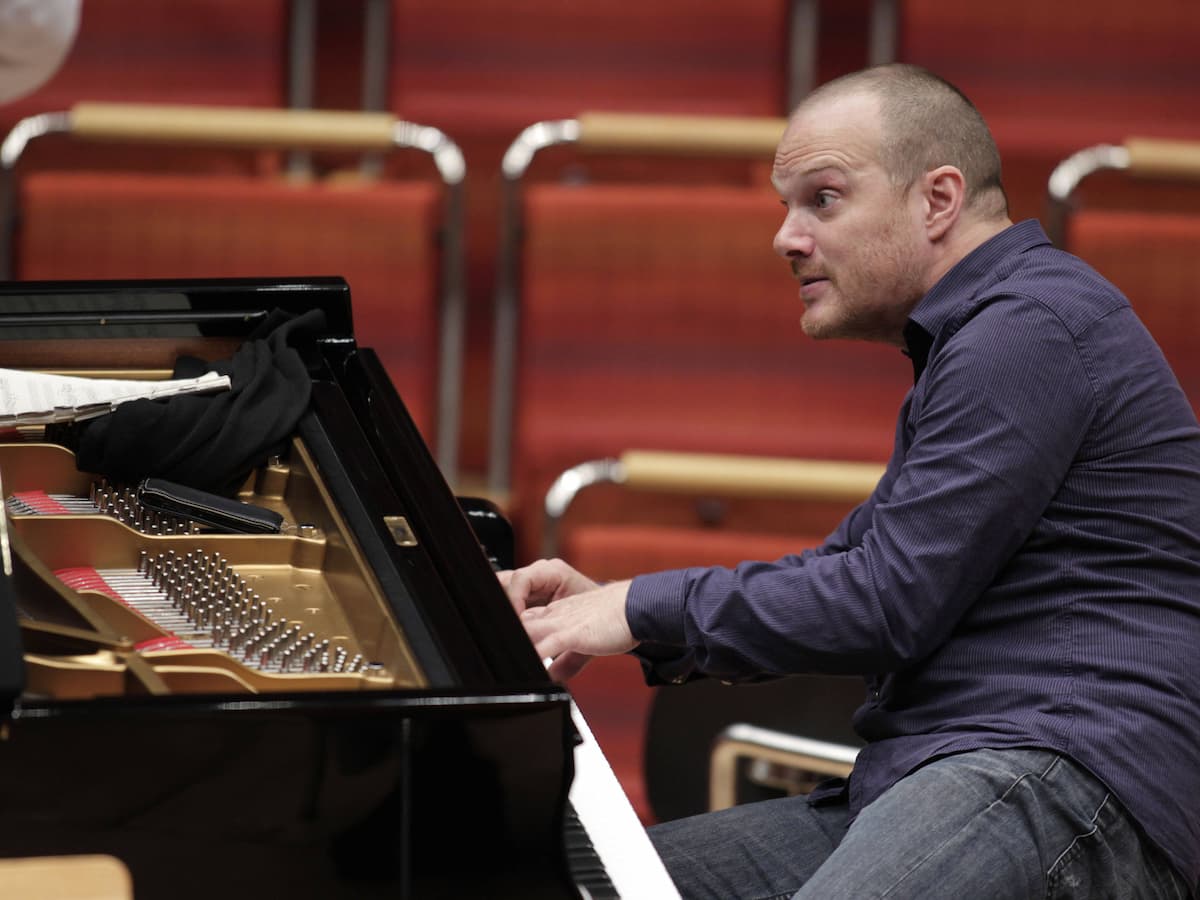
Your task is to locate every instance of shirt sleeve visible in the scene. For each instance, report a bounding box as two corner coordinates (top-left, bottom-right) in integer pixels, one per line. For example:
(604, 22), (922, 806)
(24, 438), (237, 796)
(626, 297), (1098, 680)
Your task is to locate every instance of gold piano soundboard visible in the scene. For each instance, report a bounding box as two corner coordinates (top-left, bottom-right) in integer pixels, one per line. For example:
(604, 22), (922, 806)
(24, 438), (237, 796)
(2, 436), (426, 701)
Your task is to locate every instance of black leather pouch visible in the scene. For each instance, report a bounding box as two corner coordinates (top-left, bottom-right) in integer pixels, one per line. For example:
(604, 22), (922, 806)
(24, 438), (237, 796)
(137, 477), (283, 535)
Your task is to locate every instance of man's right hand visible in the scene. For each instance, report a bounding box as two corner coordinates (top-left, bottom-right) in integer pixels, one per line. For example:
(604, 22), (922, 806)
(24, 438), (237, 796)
(497, 559), (637, 681)
(496, 558), (602, 615)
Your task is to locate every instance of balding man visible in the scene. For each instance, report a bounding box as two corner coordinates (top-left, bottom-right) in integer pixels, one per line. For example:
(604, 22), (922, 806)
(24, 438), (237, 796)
(500, 64), (1199, 899)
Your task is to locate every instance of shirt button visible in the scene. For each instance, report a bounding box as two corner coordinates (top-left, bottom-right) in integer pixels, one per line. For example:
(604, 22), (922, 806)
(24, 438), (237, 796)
(671, 675), (686, 684)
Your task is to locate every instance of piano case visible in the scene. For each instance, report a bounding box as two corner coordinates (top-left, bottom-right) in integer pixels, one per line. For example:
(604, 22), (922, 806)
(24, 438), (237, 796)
(0, 278), (598, 899)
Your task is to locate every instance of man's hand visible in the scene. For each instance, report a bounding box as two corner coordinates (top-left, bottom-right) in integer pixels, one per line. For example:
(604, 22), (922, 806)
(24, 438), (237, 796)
(497, 559), (638, 682)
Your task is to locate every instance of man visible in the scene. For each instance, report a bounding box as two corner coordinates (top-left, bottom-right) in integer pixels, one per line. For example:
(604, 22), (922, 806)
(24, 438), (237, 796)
(500, 64), (1200, 899)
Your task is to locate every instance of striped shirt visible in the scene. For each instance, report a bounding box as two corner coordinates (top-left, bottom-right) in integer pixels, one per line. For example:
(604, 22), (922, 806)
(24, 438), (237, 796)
(627, 219), (1200, 888)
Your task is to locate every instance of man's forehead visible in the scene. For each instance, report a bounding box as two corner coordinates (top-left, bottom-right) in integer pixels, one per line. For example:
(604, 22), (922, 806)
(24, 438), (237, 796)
(773, 92), (883, 180)
(789, 88), (881, 130)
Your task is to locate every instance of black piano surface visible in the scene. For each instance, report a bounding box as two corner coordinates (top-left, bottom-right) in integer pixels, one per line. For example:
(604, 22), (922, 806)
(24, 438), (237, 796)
(0, 278), (591, 898)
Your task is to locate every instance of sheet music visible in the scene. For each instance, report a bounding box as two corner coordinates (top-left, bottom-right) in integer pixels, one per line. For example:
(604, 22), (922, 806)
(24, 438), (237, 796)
(0, 368), (231, 427)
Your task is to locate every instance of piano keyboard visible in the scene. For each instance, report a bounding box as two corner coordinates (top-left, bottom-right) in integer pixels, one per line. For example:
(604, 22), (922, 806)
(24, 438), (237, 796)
(568, 701), (681, 899)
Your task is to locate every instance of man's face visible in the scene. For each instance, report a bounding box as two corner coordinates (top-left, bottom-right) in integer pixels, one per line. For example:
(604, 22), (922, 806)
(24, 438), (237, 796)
(772, 92), (929, 345)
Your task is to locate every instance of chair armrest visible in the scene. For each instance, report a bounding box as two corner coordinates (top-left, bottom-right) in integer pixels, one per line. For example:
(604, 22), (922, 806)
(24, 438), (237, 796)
(709, 722), (859, 812)
(542, 450), (885, 558)
(1046, 136), (1200, 245)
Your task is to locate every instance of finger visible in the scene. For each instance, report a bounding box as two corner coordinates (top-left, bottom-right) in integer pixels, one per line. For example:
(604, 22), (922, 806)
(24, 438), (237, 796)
(548, 650), (592, 682)
(529, 627), (564, 665)
(500, 566), (543, 615)
(501, 561), (569, 614)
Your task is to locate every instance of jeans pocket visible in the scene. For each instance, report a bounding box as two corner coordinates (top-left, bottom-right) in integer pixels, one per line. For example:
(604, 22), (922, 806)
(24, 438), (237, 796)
(1045, 793), (1188, 900)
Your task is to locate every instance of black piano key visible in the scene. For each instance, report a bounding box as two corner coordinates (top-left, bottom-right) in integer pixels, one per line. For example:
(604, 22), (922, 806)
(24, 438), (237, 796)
(564, 801), (621, 898)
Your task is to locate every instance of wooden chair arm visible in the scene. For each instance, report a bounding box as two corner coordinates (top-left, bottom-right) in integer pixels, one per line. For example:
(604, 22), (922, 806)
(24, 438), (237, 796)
(1124, 137), (1200, 181)
(69, 102), (398, 151)
(618, 449), (884, 502)
(575, 111), (785, 158)
(542, 450), (885, 558)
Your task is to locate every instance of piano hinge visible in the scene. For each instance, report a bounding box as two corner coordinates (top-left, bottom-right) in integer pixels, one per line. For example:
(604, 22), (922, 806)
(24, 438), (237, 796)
(384, 515), (418, 547)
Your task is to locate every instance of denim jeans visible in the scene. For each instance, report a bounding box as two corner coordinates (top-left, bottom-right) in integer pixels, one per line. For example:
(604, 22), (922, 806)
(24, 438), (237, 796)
(648, 748), (1192, 900)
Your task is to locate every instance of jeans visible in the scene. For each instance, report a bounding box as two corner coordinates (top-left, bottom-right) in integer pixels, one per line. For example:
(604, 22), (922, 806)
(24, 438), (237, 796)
(648, 748), (1192, 900)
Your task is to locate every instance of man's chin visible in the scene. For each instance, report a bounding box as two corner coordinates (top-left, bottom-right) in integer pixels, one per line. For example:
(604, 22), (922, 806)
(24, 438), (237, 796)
(799, 312), (845, 341)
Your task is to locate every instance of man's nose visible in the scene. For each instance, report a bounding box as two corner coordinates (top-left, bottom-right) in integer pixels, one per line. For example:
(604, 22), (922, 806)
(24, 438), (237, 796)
(773, 214), (815, 259)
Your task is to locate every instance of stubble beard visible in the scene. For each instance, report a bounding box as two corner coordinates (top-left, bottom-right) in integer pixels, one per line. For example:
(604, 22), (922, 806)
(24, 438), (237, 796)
(801, 230), (925, 345)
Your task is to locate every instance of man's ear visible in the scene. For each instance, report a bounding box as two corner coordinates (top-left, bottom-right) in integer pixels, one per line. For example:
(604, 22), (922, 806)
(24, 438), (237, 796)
(922, 165), (965, 240)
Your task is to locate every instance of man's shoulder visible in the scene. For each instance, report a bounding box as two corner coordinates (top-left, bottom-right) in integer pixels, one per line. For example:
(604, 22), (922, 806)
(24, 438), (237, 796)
(975, 243), (1130, 337)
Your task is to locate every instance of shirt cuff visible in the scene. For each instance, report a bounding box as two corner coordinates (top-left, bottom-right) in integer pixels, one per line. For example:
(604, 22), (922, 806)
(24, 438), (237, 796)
(627, 568), (691, 645)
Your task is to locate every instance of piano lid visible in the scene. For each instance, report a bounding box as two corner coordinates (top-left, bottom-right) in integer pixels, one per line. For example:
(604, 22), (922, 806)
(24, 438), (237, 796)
(0, 276), (356, 340)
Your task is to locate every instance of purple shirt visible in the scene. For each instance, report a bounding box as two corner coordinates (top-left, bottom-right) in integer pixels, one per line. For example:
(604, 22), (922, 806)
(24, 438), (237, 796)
(626, 219), (1200, 888)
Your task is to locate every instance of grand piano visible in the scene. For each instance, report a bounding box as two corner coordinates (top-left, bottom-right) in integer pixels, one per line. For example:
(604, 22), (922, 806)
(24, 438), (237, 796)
(0, 277), (679, 899)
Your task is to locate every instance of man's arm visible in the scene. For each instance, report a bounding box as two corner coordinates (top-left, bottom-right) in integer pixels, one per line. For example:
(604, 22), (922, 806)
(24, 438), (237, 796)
(625, 298), (1096, 679)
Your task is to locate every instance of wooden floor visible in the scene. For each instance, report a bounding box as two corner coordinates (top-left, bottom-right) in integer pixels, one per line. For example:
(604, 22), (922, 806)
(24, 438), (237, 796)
(567, 653), (659, 825)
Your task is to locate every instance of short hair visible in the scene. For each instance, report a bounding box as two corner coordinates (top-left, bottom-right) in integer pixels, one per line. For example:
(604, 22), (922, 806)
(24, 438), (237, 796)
(797, 64), (1008, 218)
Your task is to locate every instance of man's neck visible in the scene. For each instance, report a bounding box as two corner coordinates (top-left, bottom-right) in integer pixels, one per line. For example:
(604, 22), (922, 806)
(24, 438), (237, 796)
(924, 215), (1013, 293)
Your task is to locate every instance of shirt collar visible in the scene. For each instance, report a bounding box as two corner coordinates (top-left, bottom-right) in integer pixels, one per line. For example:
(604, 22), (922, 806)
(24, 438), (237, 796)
(903, 219), (1051, 382)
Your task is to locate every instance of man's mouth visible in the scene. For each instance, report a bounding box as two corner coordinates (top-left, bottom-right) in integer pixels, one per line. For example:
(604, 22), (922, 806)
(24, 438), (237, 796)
(798, 276), (829, 302)
(792, 267), (826, 286)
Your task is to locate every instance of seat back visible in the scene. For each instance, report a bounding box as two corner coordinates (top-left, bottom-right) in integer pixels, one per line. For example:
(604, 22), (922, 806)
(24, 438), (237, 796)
(898, 0), (1200, 223)
(389, 0), (791, 133)
(14, 172), (443, 440)
(900, 0), (1200, 154)
(511, 180), (909, 568)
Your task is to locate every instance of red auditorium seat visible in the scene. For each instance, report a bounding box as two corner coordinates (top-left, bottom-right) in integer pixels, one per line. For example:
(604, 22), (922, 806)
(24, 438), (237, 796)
(4, 101), (466, 463)
(385, 0), (801, 476)
(389, 0), (790, 134)
(897, 0), (1200, 223)
(510, 180), (909, 574)
(14, 172), (443, 443)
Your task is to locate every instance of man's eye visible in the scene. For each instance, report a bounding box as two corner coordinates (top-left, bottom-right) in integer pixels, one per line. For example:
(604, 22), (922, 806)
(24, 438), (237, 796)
(815, 191), (836, 209)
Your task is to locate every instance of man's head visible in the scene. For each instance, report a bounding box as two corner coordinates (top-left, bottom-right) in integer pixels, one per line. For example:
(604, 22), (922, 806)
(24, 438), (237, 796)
(772, 64), (1011, 344)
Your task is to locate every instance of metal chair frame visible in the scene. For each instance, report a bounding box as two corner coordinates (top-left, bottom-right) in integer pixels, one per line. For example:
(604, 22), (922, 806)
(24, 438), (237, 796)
(1046, 137), (1200, 247)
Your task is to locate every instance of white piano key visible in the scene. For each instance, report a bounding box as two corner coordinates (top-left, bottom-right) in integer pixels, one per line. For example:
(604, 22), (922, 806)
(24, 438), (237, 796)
(568, 701), (680, 899)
